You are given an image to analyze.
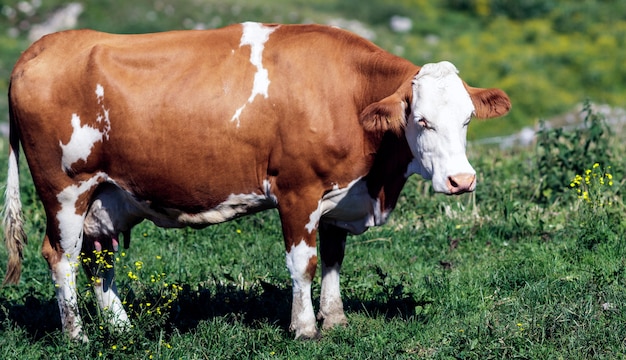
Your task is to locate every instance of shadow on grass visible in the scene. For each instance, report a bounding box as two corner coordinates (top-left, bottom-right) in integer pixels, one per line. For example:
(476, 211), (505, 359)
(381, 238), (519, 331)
(168, 280), (426, 334)
(0, 290), (62, 340)
(0, 281), (425, 339)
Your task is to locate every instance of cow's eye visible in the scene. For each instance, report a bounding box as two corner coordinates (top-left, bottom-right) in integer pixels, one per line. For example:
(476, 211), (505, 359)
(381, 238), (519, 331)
(418, 118), (433, 130)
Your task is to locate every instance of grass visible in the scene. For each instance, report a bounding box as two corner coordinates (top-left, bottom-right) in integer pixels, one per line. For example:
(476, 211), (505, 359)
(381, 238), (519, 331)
(1, 1), (626, 358)
(0, 130), (625, 358)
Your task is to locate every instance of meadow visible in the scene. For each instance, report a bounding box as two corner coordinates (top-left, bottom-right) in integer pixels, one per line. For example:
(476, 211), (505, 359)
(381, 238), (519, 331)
(0, 1), (625, 359)
(0, 104), (624, 359)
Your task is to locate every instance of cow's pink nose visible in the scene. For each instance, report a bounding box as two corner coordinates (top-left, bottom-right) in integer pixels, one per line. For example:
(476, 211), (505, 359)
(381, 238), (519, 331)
(447, 173), (476, 194)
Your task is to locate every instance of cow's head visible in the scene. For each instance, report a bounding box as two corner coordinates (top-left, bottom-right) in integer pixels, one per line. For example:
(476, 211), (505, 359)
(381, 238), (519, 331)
(360, 61), (510, 194)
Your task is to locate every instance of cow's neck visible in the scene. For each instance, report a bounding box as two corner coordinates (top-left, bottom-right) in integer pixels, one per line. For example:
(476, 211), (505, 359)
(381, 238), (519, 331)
(364, 131), (413, 215)
(355, 58), (418, 215)
(357, 57), (417, 110)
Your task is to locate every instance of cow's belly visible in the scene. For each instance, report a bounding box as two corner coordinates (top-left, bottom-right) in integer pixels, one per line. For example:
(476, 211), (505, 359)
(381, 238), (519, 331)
(318, 179), (389, 235)
(146, 187), (277, 228)
(166, 191), (277, 227)
(83, 179), (386, 239)
(83, 181), (278, 238)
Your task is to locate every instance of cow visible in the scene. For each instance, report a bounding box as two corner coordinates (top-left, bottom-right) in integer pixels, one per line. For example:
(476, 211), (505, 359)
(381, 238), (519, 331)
(3, 22), (510, 341)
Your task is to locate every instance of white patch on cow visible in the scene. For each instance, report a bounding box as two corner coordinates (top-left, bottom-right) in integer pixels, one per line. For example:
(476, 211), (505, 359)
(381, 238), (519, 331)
(230, 22), (278, 127)
(262, 179), (278, 204)
(306, 178), (390, 235)
(60, 114), (104, 171)
(176, 182), (278, 225)
(53, 172), (109, 340)
(285, 240), (318, 338)
(92, 274), (130, 329)
(305, 201), (323, 234)
(95, 84), (111, 136)
(56, 172), (107, 251)
(177, 193), (270, 224)
(53, 254), (85, 340)
(365, 197), (388, 228)
(241, 22), (275, 101)
(321, 263), (341, 301)
(319, 261), (345, 326)
(404, 61), (476, 193)
(285, 241), (317, 289)
(95, 83), (105, 99)
(230, 107), (245, 126)
(60, 84), (111, 172)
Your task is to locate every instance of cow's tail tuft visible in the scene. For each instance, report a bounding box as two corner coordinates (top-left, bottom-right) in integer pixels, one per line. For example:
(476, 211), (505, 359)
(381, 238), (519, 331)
(3, 83), (27, 285)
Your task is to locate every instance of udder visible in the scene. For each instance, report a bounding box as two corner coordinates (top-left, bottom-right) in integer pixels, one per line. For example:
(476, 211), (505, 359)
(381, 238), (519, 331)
(83, 183), (144, 252)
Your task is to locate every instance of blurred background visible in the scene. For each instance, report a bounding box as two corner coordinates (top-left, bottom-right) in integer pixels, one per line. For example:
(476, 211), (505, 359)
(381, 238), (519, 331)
(1, 0), (624, 142)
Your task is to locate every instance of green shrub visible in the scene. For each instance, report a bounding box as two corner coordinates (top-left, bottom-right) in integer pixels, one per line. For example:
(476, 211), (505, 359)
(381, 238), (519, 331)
(568, 163), (623, 250)
(535, 100), (613, 203)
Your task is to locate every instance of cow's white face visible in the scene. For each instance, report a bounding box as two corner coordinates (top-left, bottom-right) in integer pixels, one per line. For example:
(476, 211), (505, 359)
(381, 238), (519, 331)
(405, 61), (476, 194)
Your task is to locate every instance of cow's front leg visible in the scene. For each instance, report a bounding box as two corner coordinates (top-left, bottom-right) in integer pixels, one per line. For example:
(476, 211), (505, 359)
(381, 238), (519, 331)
(317, 222), (348, 329)
(279, 198), (320, 339)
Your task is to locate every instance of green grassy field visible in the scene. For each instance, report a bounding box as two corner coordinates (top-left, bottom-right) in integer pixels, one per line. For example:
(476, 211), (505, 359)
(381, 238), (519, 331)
(1, 1), (625, 359)
(0, 106), (624, 359)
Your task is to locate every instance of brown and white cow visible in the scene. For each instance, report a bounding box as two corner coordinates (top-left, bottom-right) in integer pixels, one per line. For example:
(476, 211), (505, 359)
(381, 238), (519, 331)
(4, 22), (510, 340)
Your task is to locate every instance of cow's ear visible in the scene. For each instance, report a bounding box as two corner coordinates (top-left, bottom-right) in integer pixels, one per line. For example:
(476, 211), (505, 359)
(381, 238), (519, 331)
(359, 79), (413, 136)
(466, 86), (511, 119)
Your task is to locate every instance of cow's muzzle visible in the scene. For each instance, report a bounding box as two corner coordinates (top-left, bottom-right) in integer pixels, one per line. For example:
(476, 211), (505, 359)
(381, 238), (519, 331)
(447, 173), (476, 195)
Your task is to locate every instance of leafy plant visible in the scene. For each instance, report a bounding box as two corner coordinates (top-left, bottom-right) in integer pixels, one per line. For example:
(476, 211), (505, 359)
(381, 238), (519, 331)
(535, 100), (613, 203)
(77, 249), (182, 356)
(568, 163), (623, 250)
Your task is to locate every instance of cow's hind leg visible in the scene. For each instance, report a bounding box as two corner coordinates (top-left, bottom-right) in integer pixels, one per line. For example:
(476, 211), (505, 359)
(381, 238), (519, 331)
(82, 184), (139, 331)
(317, 222), (348, 329)
(42, 232), (87, 341)
(81, 232), (130, 331)
(42, 174), (108, 341)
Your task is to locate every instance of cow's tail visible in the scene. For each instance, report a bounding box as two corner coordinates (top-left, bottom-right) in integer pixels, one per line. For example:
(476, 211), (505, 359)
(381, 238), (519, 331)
(3, 82), (27, 285)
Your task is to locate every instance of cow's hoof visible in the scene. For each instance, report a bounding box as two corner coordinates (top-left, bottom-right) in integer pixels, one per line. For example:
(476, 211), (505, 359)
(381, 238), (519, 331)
(291, 325), (320, 340)
(295, 330), (321, 340)
(321, 313), (348, 330)
(317, 309), (348, 330)
(69, 330), (89, 343)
